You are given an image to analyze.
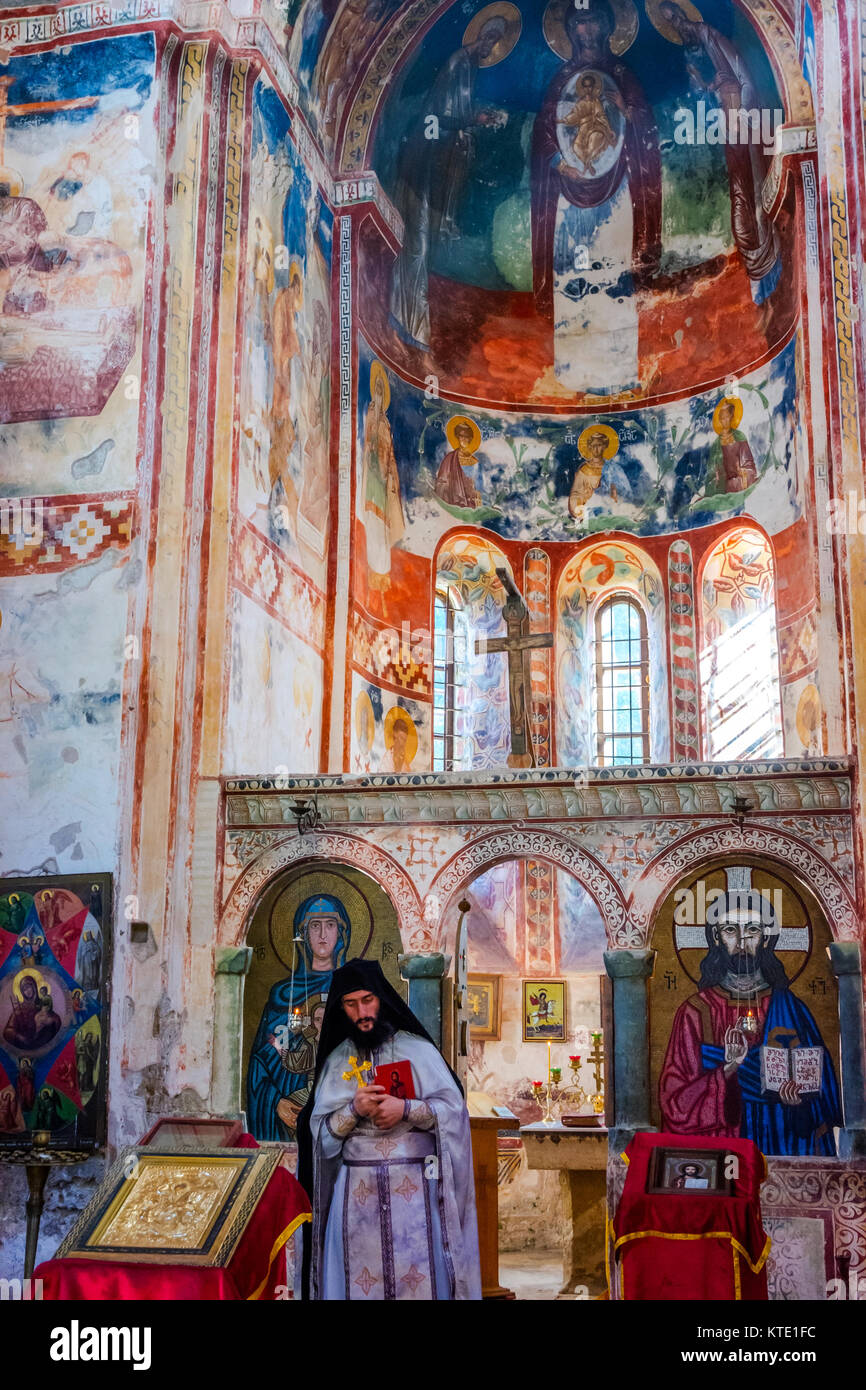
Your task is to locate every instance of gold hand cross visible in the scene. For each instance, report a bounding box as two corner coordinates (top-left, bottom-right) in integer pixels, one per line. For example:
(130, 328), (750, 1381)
(342, 1056), (372, 1088)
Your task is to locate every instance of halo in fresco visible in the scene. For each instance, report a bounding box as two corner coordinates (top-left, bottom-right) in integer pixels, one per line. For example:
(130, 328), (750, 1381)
(645, 0), (703, 46)
(370, 358), (391, 410)
(0, 166), (24, 196)
(543, 0), (639, 59)
(577, 422), (620, 459)
(796, 683), (822, 747)
(384, 704), (419, 763)
(446, 414), (482, 452)
(712, 395), (744, 432)
(267, 869), (374, 971)
(463, 2), (523, 67)
(355, 690), (376, 751)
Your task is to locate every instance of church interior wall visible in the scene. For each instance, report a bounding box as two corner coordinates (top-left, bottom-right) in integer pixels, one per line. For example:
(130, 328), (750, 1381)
(1, 0), (864, 1300)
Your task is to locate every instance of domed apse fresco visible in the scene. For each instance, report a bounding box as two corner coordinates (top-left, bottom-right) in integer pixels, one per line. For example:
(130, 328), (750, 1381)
(342, 0), (805, 411)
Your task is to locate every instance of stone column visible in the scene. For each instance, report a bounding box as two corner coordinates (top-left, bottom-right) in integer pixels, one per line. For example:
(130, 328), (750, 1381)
(827, 941), (866, 1158)
(399, 953), (448, 1049)
(603, 948), (657, 1151)
(211, 946), (253, 1117)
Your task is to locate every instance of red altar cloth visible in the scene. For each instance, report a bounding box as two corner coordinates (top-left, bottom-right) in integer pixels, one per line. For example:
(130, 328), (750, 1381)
(35, 1146), (311, 1302)
(612, 1133), (770, 1301)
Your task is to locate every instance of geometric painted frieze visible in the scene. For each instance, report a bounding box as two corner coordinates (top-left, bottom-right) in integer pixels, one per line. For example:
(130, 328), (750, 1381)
(0, 495), (134, 575)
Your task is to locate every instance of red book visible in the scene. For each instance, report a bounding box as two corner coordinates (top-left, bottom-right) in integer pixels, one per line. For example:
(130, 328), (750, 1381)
(373, 1060), (415, 1100)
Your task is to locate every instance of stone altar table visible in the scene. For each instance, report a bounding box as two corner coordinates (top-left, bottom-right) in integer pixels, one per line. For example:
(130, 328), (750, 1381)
(521, 1122), (608, 1297)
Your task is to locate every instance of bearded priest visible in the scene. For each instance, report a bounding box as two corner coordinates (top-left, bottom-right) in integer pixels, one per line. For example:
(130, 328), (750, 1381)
(296, 958), (481, 1300)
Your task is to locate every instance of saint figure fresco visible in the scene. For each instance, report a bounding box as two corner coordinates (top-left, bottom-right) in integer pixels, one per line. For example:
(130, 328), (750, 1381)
(659, 881), (840, 1156)
(569, 424), (620, 518)
(246, 894), (351, 1140)
(360, 360), (405, 603)
(388, 4), (517, 348)
(532, 0), (661, 393)
(435, 416), (483, 510)
(708, 396), (759, 495)
(654, 1), (780, 309)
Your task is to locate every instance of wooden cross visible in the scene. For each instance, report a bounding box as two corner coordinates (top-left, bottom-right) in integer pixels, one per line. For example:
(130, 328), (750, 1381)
(476, 568), (553, 768)
(342, 1056), (372, 1088)
(0, 76), (99, 170)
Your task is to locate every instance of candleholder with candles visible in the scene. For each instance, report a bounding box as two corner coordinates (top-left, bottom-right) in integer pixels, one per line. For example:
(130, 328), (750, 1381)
(558, 1054), (589, 1121)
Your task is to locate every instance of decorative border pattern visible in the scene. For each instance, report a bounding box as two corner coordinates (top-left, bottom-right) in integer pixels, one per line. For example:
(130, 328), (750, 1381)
(234, 518), (327, 655)
(351, 611), (431, 695)
(801, 158), (819, 270)
(630, 823), (858, 938)
(762, 1160), (866, 1278)
(668, 539), (699, 762)
(829, 186), (860, 451)
(219, 830), (427, 947)
(525, 548), (552, 769)
(0, 496), (134, 574)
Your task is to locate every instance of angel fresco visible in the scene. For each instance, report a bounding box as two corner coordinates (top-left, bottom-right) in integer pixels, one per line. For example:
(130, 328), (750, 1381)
(388, 3), (519, 349)
(531, 0), (661, 395)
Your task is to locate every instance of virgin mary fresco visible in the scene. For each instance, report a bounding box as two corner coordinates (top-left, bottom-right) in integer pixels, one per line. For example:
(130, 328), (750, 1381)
(246, 894), (351, 1140)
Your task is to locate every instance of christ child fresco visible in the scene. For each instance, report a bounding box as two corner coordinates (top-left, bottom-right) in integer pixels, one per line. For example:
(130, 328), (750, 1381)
(562, 72), (619, 175)
(3, 974), (61, 1051)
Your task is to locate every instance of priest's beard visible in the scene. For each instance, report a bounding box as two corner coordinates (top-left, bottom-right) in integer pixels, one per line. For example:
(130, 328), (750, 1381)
(346, 1017), (395, 1053)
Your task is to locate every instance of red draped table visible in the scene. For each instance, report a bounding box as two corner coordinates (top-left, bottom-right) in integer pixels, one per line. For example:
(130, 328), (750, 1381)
(35, 1155), (311, 1302)
(612, 1133), (770, 1301)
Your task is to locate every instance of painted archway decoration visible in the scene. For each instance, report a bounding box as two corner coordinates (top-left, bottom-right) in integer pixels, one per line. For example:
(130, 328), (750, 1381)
(426, 826), (631, 947)
(629, 822), (858, 942)
(218, 831), (427, 947)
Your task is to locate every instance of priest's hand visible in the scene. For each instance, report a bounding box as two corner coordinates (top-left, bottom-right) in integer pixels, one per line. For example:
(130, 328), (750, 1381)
(353, 1084), (386, 1118)
(778, 1080), (802, 1106)
(372, 1094), (406, 1130)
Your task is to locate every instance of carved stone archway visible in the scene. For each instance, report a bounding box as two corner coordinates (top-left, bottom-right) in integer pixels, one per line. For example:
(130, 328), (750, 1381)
(630, 821), (858, 945)
(426, 826), (630, 951)
(218, 830), (426, 947)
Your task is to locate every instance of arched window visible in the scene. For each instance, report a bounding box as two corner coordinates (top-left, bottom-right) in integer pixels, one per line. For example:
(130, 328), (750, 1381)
(700, 527), (783, 760)
(433, 587), (471, 771)
(593, 596), (650, 766)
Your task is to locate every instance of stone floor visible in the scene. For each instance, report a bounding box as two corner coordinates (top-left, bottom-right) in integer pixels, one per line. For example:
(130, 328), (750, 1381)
(499, 1249), (567, 1300)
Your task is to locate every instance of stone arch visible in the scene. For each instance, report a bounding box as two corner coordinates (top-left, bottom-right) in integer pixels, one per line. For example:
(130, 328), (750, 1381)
(218, 831), (426, 948)
(426, 827), (630, 951)
(630, 821), (857, 945)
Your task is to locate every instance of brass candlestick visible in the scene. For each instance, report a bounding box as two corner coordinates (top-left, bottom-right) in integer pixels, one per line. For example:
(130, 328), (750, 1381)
(589, 1031), (605, 1114)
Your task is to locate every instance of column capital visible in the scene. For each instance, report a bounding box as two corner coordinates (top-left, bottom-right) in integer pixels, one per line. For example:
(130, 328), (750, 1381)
(215, 945), (253, 976)
(398, 952), (449, 980)
(827, 941), (863, 977)
(604, 948), (656, 981)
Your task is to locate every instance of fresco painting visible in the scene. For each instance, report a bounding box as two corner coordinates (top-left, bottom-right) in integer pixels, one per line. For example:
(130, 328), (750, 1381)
(358, 0), (796, 409)
(356, 331), (801, 569)
(350, 672), (430, 773)
(238, 78), (334, 594)
(0, 34), (156, 491)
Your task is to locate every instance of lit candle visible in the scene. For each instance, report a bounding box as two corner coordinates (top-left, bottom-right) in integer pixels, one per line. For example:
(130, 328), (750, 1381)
(547, 1041), (551, 1075)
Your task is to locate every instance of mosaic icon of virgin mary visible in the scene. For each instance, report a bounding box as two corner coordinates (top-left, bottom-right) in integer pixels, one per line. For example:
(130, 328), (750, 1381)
(246, 895), (350, 1140)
